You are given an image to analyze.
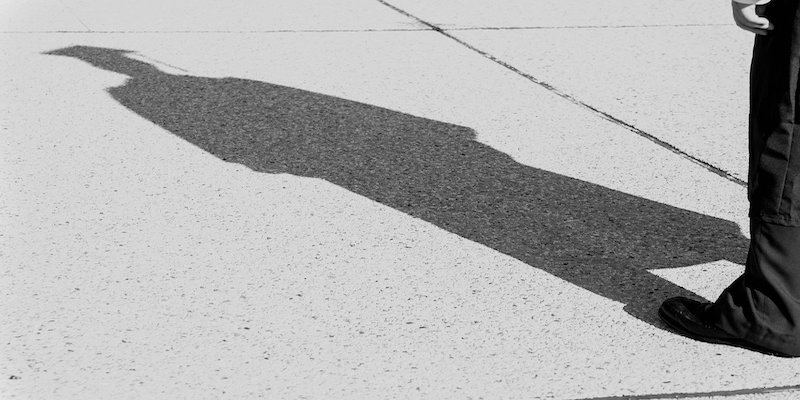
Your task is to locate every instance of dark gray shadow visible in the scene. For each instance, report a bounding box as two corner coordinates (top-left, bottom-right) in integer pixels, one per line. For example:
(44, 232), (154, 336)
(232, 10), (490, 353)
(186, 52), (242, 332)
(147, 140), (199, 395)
(46, 45), (748, 327)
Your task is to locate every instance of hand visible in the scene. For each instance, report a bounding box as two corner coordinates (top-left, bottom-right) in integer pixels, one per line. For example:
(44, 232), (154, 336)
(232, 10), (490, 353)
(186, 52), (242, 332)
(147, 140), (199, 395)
(732, 1), (774, 35)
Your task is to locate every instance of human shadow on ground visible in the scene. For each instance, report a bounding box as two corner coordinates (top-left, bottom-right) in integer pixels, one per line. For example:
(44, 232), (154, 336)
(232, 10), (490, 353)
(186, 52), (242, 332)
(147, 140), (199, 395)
(46, 45), (749, 327)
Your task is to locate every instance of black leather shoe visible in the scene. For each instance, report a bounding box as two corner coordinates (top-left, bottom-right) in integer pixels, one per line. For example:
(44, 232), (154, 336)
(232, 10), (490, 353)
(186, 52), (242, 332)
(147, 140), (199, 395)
(658, 296), (795, 357)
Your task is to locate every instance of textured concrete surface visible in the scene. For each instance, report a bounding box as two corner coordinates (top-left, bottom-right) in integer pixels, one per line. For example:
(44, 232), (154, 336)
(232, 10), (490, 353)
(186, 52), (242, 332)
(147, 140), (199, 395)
(54, 0), (422, 32)
(450, 25), (753, 182)
(0, 0), (86, 32)
(386, 0), (734, 28)
(2, 0), (799, 399)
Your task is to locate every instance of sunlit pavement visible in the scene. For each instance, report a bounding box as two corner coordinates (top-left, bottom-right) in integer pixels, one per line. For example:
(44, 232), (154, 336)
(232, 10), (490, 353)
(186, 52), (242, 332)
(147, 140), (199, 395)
(2, 1), (798, 399)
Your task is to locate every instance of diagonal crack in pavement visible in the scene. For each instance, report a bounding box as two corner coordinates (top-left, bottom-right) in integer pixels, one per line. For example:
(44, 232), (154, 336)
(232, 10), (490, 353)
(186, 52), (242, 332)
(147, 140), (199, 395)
(375, 0), (746, 188)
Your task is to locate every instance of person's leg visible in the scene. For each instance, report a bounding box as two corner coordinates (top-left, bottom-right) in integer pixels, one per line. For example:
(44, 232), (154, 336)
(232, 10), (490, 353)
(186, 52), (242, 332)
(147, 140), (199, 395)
(708, 0), (800, 352)
(659, 219), (800, 357)
(705, 220), (800, 356)
(746, 0), (800, 226)
(659, 0), (800, 356)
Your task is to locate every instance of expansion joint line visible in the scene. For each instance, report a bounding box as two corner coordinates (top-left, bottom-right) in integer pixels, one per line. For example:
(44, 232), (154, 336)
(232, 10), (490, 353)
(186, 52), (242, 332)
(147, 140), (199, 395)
(581, 383), (800, 400)
(376, 0), (746, 188)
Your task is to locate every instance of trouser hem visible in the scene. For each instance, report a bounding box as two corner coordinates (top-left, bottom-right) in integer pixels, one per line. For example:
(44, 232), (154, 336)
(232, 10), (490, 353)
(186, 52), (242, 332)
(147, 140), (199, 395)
(750, 212), (800, 227)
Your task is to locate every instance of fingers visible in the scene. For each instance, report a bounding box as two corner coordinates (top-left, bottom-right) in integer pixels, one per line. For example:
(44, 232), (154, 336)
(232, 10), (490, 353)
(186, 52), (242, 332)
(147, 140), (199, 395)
(732, 2), (774, 35)
(736, 19), (772, 35)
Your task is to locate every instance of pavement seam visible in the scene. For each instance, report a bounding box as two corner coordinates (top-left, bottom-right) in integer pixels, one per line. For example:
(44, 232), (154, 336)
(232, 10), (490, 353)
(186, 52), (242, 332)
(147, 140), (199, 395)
(576, 383), (800, 400)
(375, 0), (747, 188)
(0, 25), (731, 34)
(447, 23), (733, 31)
(0, 28), (433, 34)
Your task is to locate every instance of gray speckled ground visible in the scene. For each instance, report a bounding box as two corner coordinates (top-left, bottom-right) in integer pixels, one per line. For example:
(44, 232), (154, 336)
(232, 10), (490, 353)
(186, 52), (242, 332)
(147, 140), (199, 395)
(1, 1), (796, 399)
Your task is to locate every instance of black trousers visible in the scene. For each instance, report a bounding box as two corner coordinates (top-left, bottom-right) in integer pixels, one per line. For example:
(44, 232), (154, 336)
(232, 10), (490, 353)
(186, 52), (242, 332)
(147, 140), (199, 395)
(707, 0), (800, 355)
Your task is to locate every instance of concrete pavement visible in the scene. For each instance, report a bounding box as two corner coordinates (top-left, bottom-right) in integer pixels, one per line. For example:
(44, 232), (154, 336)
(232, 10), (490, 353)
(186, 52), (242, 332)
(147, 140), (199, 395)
(1, 0), (797, 399)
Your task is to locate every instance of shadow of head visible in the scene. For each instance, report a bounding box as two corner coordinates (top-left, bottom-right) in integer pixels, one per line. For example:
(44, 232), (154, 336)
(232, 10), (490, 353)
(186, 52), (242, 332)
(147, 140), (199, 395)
(45, 45), (750, 326)
(45, 45), (159, 77)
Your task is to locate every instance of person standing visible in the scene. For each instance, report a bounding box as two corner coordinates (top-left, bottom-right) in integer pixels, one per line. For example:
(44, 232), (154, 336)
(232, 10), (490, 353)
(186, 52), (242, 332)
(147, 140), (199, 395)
(659, 0), (800, 357)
